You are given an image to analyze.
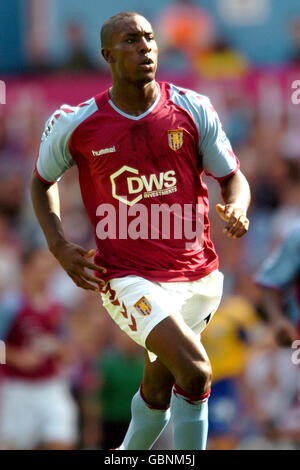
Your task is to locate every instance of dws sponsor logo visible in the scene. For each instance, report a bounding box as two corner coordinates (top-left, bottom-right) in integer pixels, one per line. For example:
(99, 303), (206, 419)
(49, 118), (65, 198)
(110, 165), (177, 206)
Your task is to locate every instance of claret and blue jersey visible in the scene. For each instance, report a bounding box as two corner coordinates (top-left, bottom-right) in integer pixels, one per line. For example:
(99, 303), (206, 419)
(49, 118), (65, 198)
(35, 82), (239, 283)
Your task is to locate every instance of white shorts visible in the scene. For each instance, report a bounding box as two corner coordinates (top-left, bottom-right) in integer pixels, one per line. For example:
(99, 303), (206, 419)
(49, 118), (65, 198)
(0, 377), (78, 449)
(101, 269), (224, 361)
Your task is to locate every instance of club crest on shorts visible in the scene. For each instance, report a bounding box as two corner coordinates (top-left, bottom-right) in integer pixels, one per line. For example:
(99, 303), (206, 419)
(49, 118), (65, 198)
(134, 296), (152, 316)
(168, 129), (183, 151)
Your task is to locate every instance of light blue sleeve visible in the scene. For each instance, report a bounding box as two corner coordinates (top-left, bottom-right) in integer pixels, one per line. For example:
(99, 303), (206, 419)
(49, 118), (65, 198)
(198, 98), (240, 179)
(0, 293), (21, 340)
(256, 226), (300, 289)
(170, 84), (239, 179)
(35, 106), (76, 184)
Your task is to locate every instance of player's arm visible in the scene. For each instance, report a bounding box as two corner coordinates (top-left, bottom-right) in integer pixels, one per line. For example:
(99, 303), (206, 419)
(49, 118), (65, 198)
(30, 108), (106, 292)
(197, 96), (250, 238)
(30, 174), (64, 253)
(30, 172), (106, 292)
(216, 170), (250, 238)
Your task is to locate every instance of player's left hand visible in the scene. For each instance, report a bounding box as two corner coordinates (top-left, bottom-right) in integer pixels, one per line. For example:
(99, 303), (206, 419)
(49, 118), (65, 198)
(216, 203), (249, 238)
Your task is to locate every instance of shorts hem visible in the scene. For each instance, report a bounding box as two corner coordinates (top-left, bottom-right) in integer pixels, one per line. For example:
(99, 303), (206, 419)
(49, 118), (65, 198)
(139, 312), (172, 349)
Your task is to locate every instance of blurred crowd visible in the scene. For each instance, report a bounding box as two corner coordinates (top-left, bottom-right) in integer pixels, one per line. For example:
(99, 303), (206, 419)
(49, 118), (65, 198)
(19, 0), (300, 79)
(23, 0), (249, 79)
(0, 0), (300, 451)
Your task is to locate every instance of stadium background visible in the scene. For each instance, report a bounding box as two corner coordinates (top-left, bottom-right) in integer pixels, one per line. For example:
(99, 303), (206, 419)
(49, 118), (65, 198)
(0, 0), (300, 450)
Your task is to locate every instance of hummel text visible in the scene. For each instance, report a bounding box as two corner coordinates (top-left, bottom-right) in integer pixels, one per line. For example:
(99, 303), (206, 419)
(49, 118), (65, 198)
(92, 146), (116, 156)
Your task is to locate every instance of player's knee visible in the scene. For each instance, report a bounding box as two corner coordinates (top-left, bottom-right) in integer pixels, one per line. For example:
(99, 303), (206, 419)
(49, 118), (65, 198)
(142, 380), (174, 409)
(177, 359), (212, 395)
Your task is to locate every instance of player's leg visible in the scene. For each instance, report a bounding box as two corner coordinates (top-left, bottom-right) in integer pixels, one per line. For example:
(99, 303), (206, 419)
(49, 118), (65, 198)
(120, 351), (174, 450)
(120, 315), (212, 450)
(101, 274), (219, 450)
(142, 350), (175, 408)
(146, 315), (212, 450)
(146, 314), (211, 394)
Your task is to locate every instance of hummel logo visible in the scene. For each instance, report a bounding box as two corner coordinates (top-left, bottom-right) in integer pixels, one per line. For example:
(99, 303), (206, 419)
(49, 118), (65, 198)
(92, 146), (116, 157)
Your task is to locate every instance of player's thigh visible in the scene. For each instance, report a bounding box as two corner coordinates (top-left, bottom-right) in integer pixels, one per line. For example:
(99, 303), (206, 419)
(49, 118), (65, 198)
(160, 269), (224, 335)
(101, 275), (180, 352)
(145, 313), (211, 382)
(102, 275), (211, 388)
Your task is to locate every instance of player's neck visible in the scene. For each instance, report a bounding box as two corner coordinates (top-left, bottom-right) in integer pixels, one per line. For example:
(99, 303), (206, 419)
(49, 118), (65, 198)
(109, 80), (158, 117)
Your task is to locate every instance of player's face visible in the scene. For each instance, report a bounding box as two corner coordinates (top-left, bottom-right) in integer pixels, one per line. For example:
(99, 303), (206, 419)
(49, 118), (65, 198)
(109, 16), (158, 83)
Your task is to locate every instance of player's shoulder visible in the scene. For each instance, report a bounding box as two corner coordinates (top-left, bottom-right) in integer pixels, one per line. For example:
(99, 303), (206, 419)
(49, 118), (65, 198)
(42, 96), (98, 141)
(166, 82), (211, 108)
(160, 82), (215, 130)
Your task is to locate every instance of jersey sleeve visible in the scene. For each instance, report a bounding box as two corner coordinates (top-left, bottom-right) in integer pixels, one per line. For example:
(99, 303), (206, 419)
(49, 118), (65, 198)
(198, 97), (239, 179)
(35, 106), (76, 184)
(169, 85), (239, 179)
(255, 228), (300, 290)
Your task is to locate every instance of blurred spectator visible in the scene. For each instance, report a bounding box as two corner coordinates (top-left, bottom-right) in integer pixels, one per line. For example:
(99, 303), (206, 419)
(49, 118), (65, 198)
(156, 0), (248, 78)
(239, 336), (300, 450)
(155, 0), (215, 68)
(193, 38), (248, 79)
(66, 292), (114, 449)
(0, 248), (78, 449)
(269, 165), (300, 243)
(255, 220), (300, 345)
(95, 330), (144, 450)
(59, 23), (97, 72)
(25, 0), (53, 74)
(0, 170), (25, 223)
(202, 288), (262, 449)
(290, 19), (300, 66)
(0, 167), (46, 250)
(0, 214), (21, 296)
(222, 89), (253, 148)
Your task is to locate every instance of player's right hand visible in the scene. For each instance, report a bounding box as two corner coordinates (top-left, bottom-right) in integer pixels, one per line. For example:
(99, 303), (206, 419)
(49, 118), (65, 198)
(50, 241), (106, 292)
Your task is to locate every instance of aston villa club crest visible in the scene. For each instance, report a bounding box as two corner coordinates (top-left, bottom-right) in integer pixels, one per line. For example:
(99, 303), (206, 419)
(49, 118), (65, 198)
(168, 129), (183, 151)
(134, 296), (152, 316)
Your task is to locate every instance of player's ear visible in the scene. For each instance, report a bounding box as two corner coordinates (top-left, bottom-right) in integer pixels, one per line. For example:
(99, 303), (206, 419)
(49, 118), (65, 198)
(101, 48), (115, 64)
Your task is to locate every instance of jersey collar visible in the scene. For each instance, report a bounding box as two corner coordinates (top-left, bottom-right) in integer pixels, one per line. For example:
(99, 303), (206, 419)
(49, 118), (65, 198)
(107, 84), (161, 121)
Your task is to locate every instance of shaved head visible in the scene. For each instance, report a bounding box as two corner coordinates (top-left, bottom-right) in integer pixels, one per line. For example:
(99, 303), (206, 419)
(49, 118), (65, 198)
(100, 12), (158, 86)
(101, 11), (146, 48)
